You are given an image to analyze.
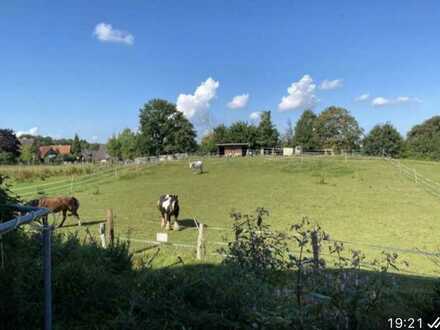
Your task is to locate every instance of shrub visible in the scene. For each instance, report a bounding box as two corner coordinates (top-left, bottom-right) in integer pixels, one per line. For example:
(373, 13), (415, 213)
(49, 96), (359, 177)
(221, 209), (411, 329)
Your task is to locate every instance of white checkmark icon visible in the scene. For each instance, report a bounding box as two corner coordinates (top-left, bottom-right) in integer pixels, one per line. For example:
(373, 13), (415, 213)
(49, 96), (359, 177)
(428, 317), (440, 329)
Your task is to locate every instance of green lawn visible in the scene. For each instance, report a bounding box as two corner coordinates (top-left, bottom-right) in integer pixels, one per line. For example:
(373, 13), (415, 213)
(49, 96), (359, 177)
(8, 156), (440, 276)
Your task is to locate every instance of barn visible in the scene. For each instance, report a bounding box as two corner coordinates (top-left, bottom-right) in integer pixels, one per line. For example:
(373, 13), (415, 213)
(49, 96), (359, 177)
(38, 145), (72, 162)
(217, 143), (250, 157)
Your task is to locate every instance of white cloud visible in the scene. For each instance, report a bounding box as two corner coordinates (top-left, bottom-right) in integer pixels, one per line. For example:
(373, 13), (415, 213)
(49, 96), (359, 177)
(319, 79), (343, 90)
(91, 136), (98, 142)
(355, 93), (370, 101)
(227, 94), (249, 109)
(278, 74), (317, 112)
(93, 22), (134, 45)
(16, 127), (39, 137)
(176, 77), (219, 124)
(249, 111), (262, 123)
(371, 96), (421, 107)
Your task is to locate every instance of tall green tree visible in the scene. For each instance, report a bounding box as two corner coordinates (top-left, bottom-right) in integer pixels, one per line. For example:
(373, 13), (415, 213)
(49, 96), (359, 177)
(199, 132), (217, 154)
(229, 121), (258, 148)
(315, 106), (363, 151)
(138, 99), (197, 155)
(119, 129), (139, 160)
(212, 124), (229, 144)
(363, 123), (403, 157)
(406, 116), (440, 160)
(107, 134), (122, 160)
(292, 110), (319, 150)
(30, 139), (39, 162)
(20, 144), (33, 163)
(71, 134), (82, 158)
(256, 111), (279, 148)
(0, 129), (21, 164)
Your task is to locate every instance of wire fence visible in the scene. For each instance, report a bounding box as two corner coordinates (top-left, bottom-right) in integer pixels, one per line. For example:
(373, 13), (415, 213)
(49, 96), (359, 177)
(384, 155), (440, 198)
(10, 165), (128, 199)
(6, 154), (440, 278)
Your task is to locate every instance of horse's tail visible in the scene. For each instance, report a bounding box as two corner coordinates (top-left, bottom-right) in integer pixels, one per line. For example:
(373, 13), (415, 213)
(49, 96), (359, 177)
(72, 197), (80, 209)
(71, 197), (80, 217)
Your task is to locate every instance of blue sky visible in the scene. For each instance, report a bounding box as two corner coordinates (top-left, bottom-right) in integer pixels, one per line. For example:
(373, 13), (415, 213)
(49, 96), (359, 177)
(1, 1), (439, 142)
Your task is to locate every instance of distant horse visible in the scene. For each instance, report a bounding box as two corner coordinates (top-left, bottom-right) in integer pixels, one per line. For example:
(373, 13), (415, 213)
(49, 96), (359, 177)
(28, 196), (80, 228)
(189, 160), (203, 174)
(157, 194), (180, 231)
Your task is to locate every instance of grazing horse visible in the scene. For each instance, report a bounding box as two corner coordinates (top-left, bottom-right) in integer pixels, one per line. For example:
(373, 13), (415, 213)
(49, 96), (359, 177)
(157, 194), (180, 231)
(28, 196), (80, 228)
(189, 160), (203, 174)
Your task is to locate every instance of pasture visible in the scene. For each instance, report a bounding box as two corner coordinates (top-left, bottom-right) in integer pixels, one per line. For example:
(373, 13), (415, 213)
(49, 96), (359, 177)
(7, 156), (440, 276)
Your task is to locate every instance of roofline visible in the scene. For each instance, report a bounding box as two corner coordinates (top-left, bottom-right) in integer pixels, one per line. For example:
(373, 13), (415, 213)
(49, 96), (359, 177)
(216, 143), (250, 147)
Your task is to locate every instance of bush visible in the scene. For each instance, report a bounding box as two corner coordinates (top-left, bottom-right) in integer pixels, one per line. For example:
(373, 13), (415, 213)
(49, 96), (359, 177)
(221, 209), (413, 329)
(0, 151), (17, 164)
(0, 197), (438, 329)
(0, 232), (134, 329)
(406, 116), (440, 160)
(363, 123), (403, 157)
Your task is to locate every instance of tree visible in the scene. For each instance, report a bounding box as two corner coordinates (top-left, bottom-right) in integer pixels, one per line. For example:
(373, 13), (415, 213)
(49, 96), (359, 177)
(315, 106), (363, 151)
(256, 111), (279, 148)
(229, 121), (258, 148)
(107, 134), (122, 160)
(363, 123), (403, 157)
(0, 129), (21, 164)
(20, 144), (33, 163)
(30, 139), (39, 162)
(212, 124), (229, 144)
(138, 99), (197, 155)
(406, 116), (440, 160)
(292, 110), (319, 150)
(71, 134), (82, 159)
(199, 132), (217, 154)
(281, 118), (294, 147)
(118, 129), (139, 160)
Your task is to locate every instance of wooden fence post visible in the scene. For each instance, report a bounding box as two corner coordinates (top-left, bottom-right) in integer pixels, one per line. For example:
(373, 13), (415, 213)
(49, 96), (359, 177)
(98, 223), (106, 248)
(311, 229), (320, 271)
(106, 209), (114, 246)
(196, 223), (206, 261)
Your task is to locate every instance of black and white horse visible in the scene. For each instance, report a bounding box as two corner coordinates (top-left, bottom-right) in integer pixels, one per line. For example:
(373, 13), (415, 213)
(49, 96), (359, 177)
(157, 194), (180, 230)
(189, 160), (203, 174)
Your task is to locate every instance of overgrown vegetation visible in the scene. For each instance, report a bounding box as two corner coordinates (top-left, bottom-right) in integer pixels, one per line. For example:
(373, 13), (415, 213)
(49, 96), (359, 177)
(1, 164), (99, 182)
(221, 209), (417, 329)
(1, 194), (440, 329)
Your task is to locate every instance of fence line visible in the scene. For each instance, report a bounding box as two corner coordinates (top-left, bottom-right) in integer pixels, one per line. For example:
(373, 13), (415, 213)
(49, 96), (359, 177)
(12, 166), (120, 193)
(11, 166), (129, 199)
(106, 214), (440, 259)
(384, 156), (440, 198)
(12, 166), (113, 192)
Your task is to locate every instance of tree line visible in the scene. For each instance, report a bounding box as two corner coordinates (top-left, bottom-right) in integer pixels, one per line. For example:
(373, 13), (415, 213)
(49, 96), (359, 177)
(107, 100), (440, 161)
(0, 130), (98, 164)
(2, 98), (440, 163)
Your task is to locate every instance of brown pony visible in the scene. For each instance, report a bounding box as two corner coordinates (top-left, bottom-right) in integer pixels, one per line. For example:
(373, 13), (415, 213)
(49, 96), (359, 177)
(28, 196), (80, 228)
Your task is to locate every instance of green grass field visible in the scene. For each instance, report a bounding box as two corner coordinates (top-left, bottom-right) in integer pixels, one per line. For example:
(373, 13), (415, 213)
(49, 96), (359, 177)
(6, 156), (440, 276)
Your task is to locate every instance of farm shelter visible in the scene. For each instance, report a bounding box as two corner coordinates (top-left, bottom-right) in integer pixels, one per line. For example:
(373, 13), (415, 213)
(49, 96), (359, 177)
(81, 144), (110, 163)
(217, 143), (250, 157)
(38, 145), (71, 161)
